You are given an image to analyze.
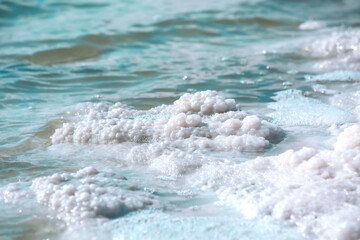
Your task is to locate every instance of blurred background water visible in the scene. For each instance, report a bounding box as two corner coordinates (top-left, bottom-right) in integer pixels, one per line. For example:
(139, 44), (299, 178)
(1, 0), (360, 239)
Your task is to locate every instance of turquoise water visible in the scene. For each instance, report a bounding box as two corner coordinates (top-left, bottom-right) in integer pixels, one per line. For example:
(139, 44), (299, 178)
(1, 0), (360, 239)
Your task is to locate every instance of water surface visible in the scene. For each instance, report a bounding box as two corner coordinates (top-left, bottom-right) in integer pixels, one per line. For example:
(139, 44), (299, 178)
(1, 0), (360, 239)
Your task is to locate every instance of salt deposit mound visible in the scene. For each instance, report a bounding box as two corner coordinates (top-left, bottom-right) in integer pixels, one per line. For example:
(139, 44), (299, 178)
(1, 167), (159, 224)
(302, 29), (360, 71)
(51, 91), (283, 152)
(193, 124), (360, 240)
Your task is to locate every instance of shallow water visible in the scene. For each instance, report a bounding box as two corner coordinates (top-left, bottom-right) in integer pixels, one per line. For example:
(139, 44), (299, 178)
(1, 0), (360, 239)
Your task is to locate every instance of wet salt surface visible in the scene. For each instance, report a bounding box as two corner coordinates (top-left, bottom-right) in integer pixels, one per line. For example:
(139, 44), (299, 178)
(1, 0), (360, 239)
(192, 125), (360, 240)
(1, 167), (160, 223)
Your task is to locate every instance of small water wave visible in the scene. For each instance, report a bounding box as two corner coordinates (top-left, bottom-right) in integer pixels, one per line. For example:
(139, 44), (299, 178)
(20, 45), (103, 65)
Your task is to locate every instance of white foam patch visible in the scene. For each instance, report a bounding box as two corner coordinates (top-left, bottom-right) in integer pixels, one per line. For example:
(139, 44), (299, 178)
(299, 20), (326, 30)
(267, 90), (356, 126)
(51, 91), (283, 153)
(1, 167), (160, 224)
(305, 71), (360, 82)
(192, 125), (360, 240)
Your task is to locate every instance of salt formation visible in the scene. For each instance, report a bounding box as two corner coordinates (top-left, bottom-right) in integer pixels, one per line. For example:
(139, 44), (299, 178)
(51, 91), (282, 152)
(305, 71), (360, 82)
(193, 124), (360, 240)
(299, 20), (326, 30)
(267, 89), (356, 126)
(49, 90), (360, 239)
(334, 124), (360, 151)
(29, 167), (157, 223)
(171, 91), (236, 115)
(0, 183), (35, 204)
(126, 133), (270, 176)
(128, 143), (210, 176)
(302, 29), (360, 70)
(303, 29), (360, 58)
(99, 210), (304, 240)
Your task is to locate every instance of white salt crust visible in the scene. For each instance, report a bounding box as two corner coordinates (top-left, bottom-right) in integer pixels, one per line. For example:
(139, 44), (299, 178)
(305, 71), (360, 82)
(302, 29), (360, 71)
(330, 89), (360, 119)
(267, 89), (356, 126)
(299, 20), (326, 30)
(48, 90), (360, 239)
(126, 133), (270, 176)
(24, 167), (158, 223)
(303, 29), (360, 58)
(64, 210), (304, 240)
(334, 125), (360, 151)
(192, 124), (360, 240)
(51, 91), (282, 152)
(0, 183), (35, 204)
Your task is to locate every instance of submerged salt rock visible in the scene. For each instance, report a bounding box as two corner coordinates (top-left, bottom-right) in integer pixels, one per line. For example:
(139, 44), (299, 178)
(51, 91), (283, 152)
(30, 167), (157, 223)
